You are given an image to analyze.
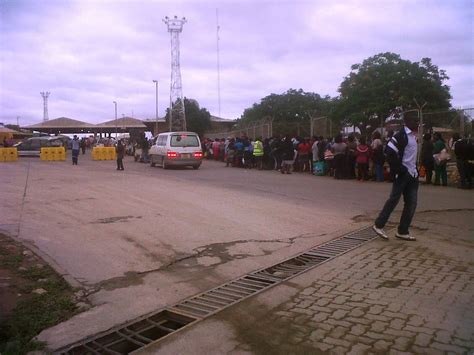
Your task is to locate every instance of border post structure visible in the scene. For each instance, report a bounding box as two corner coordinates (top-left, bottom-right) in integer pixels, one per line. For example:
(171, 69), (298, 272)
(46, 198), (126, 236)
(163, 16), (187, 132)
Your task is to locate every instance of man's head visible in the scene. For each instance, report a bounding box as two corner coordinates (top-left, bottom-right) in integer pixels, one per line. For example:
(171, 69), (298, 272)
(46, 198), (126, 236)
(403, 110), (419, 131)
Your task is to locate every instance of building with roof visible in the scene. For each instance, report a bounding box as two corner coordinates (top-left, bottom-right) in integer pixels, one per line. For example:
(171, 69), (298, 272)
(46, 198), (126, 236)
(21, 114), (236, 137)
(23, 117), (96, 134)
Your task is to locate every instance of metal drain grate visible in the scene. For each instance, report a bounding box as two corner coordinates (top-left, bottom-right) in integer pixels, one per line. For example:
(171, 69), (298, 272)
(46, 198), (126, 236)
(56, 225), (379, 354)
(57, 310), (196, 354)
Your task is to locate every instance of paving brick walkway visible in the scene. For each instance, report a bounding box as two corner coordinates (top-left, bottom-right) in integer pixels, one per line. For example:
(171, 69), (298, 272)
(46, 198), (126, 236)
(137, 210), (474, 354)
(263, 242), (474, 354)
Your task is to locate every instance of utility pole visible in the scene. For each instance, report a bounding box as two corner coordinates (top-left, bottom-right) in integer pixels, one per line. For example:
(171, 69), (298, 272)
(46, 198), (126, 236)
(413, 99), (427, 138)
(413, 99), (427, 164)
(153, 80), (159, 135)
(216, 8), (221, 117)
(113, 101), (118, 139)
(163, 15), (187, 132)
(459, 109), (465, 137)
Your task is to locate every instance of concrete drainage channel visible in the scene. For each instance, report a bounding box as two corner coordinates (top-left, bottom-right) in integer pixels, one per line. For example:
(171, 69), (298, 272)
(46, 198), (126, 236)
(55, 225), (379, 354)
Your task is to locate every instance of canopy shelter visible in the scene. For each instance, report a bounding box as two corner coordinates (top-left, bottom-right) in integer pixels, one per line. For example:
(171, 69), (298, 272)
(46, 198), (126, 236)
(94, 117), (148, 136)
(23, 117), (96, 135)
(1, 126), (32, 144)
(142, 117), (167, 134)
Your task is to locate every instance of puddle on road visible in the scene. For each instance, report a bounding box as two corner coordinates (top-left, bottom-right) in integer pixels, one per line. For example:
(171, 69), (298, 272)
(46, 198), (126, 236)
(92, 216), (142, 224)
(96, 271), (145, 291)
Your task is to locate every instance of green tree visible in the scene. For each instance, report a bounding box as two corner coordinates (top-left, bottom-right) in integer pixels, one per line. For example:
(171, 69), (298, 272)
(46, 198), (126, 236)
(239, 89), (335, 136)
(165, 98), (212, 137)
(337, 52), (452, 136)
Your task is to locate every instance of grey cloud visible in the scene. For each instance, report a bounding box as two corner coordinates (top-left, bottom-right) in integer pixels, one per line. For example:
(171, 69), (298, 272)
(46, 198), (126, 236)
(1, 0), (472, 126)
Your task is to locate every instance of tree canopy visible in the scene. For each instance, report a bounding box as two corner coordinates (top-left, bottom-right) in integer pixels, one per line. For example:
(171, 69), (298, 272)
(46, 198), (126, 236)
(337, 52), (452, 134)
(183, 98), (212, 137)
(240, 89), (333, 122)
(165, 98), (212, 137)
(238, 89), (336, 136)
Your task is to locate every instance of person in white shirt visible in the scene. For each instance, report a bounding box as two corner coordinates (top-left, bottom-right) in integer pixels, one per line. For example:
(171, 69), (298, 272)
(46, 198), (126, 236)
(373, 110), (419, 241)
(71, 135), (80, 165)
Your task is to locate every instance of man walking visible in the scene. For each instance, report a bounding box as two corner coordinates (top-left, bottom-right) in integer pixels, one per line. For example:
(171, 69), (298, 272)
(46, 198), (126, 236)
(71, 135), (80, 165)
(373, 110), (419, 241)
(116, 139), (125, 171)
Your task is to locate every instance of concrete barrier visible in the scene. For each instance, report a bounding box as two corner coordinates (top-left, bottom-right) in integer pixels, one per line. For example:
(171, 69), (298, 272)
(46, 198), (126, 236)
(0, 147), (18, 162)
(92, 147), (116, 161)
(40, 147), (66, 161)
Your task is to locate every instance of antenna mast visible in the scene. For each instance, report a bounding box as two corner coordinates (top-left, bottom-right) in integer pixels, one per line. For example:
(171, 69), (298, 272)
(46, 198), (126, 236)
(163, 15), (187, 131)
(216, 9), (221, 117)
(40, 91), (50, 121)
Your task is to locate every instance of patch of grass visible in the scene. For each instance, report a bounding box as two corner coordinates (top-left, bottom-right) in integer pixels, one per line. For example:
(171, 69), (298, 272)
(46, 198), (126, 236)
(19, 265), (55, 281)
(0, 235), (79, 355)
(0, 284), (79, 354)
(0, 249), (24, 269)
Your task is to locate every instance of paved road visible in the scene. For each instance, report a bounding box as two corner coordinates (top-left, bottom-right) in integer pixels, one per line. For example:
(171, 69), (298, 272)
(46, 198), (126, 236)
(0, 155), (472, 350)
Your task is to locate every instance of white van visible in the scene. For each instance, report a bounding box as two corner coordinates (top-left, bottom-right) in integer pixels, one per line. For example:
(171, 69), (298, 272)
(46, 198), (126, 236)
(149, 131), (203, 169)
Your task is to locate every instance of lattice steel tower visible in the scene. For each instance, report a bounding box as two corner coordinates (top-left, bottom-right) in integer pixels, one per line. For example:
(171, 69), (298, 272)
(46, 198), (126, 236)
(40, 91), (50, 121)
(163, 16), (187, 131)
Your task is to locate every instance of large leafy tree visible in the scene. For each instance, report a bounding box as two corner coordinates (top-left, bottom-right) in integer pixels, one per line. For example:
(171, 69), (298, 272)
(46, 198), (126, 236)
(239, 89), (335, 136)
(165, 98), (212, 137)
(337, 52), (452, 135)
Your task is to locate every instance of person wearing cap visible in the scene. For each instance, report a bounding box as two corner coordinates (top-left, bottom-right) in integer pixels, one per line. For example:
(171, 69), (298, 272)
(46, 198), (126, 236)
(373, 110), (420, 241)
(71, 135), (80, 165)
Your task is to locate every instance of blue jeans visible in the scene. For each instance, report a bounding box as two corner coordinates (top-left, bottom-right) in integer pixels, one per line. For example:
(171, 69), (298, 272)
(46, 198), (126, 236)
(375, 172), (418, 235)
(375, 163), (384, 182)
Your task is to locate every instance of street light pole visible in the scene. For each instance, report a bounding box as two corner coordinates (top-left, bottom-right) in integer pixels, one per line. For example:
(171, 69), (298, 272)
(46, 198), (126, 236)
(413, 99), (427, 165)
(113, 101), (117, 139)
(153, 80), (159, 135)
(413, 99), (427, 136)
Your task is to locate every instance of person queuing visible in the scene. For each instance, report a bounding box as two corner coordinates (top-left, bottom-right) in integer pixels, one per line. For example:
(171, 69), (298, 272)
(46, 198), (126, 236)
(296, 138), (311, 172)
(280, 135), (295, 174)
(420, 133), (434, 184)
(346, 135), (357, 179)
(331, 134), (347, 179)
(452, 134), (473, 189)
(371, 131), (385, 182)
(252, 137), (264, 170)
(432, 132), (448, 186)
(355, 137), (370, 181)
(209, 131), (464, 190)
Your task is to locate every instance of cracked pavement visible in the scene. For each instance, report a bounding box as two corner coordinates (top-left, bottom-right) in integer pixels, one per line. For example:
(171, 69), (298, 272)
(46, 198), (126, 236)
(141, 209), (474, 354)
(0, 157), (472, 351)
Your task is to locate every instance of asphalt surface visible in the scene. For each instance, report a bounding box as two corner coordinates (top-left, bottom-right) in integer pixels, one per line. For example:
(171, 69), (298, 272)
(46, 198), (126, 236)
(0, 153), (472, 352)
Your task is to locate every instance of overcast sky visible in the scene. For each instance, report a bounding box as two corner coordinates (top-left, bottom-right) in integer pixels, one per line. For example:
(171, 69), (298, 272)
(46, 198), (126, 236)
(0, 0), (473, 126)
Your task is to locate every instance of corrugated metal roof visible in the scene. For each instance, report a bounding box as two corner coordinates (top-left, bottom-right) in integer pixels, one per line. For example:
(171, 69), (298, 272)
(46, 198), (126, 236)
(94, 116), (147, 128)
(24, 117), (93, 128)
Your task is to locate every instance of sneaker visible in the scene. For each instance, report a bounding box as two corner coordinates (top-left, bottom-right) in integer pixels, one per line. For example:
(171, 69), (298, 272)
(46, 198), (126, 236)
(395, 232), (416, 241)
(372, 225), (389, 240)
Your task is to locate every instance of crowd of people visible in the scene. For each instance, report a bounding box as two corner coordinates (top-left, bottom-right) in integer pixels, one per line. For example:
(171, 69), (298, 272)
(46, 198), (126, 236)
(201, 132), (473, 188)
